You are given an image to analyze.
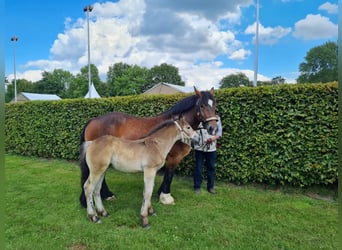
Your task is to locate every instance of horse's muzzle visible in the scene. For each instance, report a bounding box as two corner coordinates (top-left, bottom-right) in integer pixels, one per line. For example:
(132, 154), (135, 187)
(203, 117), (218, 135)
(207, 124), (218, 135)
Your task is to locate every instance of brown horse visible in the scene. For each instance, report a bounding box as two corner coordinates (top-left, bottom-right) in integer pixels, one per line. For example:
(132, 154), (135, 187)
(82, 118), (199, 228)
(79, 87), (217, 207)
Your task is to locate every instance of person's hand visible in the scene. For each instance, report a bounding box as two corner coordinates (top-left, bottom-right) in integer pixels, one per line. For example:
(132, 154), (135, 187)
(206, 138), (213, 144)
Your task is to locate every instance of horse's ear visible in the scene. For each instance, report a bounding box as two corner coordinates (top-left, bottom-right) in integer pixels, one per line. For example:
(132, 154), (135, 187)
(194, 86), (202, 97)
(210, 87), (215, 96)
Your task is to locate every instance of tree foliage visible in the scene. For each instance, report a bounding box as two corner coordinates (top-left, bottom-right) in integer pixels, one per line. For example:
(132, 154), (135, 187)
(145, 63), (185, 92)
(113, 65), (150, 96)
(219, 72), (252, 88)
(34, 69), (75, 98)
(5, 79), (33, 102)
(297, 41), (338, 84)
(106, 62), (185, 95)
(106, 63), (132, 96)
(5, 62), (184, 101)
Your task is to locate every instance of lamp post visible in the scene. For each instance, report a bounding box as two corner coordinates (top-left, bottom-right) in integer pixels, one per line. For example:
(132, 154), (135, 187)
(11, 36), (19, 102)
(253, 0), (259, 87)
(84, 5), (93, 98)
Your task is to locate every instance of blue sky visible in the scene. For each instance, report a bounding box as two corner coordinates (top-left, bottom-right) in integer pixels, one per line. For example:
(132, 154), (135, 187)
(5, 0), (338, 90)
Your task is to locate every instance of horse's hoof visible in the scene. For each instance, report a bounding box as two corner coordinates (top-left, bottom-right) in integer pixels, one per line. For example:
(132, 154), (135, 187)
(141, 217), (150, 228)
(105, 195), (116, 201)
(100, 211), (110, 217)
(148, 208), (156, 216)
(89, 215), (101, 223)
(159, 192), (175, 205)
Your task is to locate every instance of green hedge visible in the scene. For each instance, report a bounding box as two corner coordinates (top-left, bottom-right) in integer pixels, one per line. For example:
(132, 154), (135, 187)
(5, 83), (338, 187)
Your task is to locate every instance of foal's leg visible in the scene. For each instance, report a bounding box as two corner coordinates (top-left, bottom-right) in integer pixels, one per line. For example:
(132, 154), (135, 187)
(94, 174), (109, 217)
(84, 177), (100, 223)
(84, 172), (104, 223)
(100, 177), (116, 201)
(141, 169), (157, 228)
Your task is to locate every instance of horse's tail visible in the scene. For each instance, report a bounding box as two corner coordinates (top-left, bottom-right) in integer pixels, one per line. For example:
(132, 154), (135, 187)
(79, 120), (92, 208)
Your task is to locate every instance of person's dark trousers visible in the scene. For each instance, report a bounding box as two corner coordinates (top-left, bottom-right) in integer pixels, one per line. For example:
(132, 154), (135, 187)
(193, 150), (217, 190)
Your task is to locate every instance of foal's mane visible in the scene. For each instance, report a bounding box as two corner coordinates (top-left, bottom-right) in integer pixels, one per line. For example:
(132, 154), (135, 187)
(144, 120), (176, 138)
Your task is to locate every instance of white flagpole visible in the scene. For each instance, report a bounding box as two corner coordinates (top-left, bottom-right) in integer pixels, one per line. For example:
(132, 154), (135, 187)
(253, 0), (260, 87)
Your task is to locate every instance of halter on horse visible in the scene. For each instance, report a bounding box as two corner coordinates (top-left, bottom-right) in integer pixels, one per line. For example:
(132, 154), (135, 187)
(81, 118), (199, 228)
(79, 87), (217, 207)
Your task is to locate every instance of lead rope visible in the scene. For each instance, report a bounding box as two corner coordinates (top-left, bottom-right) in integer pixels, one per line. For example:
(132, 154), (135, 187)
(198, 128), (211, 152)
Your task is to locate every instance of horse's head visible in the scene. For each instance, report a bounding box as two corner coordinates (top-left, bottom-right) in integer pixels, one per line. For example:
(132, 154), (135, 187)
(194, 87), (218, 135)
(174, 117), (200, 147)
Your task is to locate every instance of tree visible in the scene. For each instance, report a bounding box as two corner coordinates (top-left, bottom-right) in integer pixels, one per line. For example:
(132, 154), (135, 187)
(219, 72), (252, 88)
(271, 76), (285, 85)
(65, 64), (96, 98)
(106, 63), (132, 96)
(112, 65), (150, 96)
(65, 64), (107, 98)
(107, 62), (184, 95)
(146, 63), (184, 91)
(32, 69), (74, 98)
(297, 41), (338, 84)
(5, 78), (33, 102)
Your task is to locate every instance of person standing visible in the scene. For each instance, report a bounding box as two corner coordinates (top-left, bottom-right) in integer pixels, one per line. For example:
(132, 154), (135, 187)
(193, 117), (222, 194)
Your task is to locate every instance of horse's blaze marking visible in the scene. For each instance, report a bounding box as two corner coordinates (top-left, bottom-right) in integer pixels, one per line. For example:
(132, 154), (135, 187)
(208, 99), (213, 107)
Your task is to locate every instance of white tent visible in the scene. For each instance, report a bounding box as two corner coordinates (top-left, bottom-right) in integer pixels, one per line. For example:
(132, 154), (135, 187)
(84, 83), (101, 98)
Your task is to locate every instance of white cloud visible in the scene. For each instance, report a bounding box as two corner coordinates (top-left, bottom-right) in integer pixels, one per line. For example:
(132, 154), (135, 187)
(144, 0), (253, 22)
(293, 14), (337, 40)
(318, 2), (338, 14)
(229, 49), (251, 60)
(12, 0), (294, 88)
(245, 22), (291, 45)
(180, 61), (269, 90)
(7, 70), (44, 83)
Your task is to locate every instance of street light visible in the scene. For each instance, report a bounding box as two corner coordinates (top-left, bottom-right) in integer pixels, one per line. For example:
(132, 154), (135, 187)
(84, 5), (93, 98)
(11, 36), (19, 102)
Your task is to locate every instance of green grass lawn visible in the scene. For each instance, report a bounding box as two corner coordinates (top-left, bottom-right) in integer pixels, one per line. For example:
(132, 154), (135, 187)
(5, 155), (338, 249)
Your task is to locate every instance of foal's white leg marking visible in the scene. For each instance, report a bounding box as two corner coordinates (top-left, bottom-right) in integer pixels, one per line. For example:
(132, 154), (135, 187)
(84, 178), (97, 221)
(84, 171), (105, 223)
(141, 169), (157, 227)
(94, 174), (108, 217)
(159, 192), (175, 205)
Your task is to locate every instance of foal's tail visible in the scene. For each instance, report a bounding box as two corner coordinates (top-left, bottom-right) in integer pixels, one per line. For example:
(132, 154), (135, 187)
(79, 121), (92, 208)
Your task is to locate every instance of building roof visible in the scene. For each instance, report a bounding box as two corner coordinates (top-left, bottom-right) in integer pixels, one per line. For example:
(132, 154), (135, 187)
(84, 83), (101, 98)
(17, 92), (61, 101)
(143, 82), (194, 95)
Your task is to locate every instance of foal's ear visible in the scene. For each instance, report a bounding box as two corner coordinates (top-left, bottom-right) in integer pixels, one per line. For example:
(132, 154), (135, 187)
(210, 87), (215, 96)
(172, 114), (181, 121)
(175, 114), (184, 122)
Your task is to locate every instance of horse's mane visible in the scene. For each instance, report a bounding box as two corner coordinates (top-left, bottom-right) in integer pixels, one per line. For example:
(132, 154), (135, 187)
(161, 95), (198, 116)
(162, 91), (214, 116)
